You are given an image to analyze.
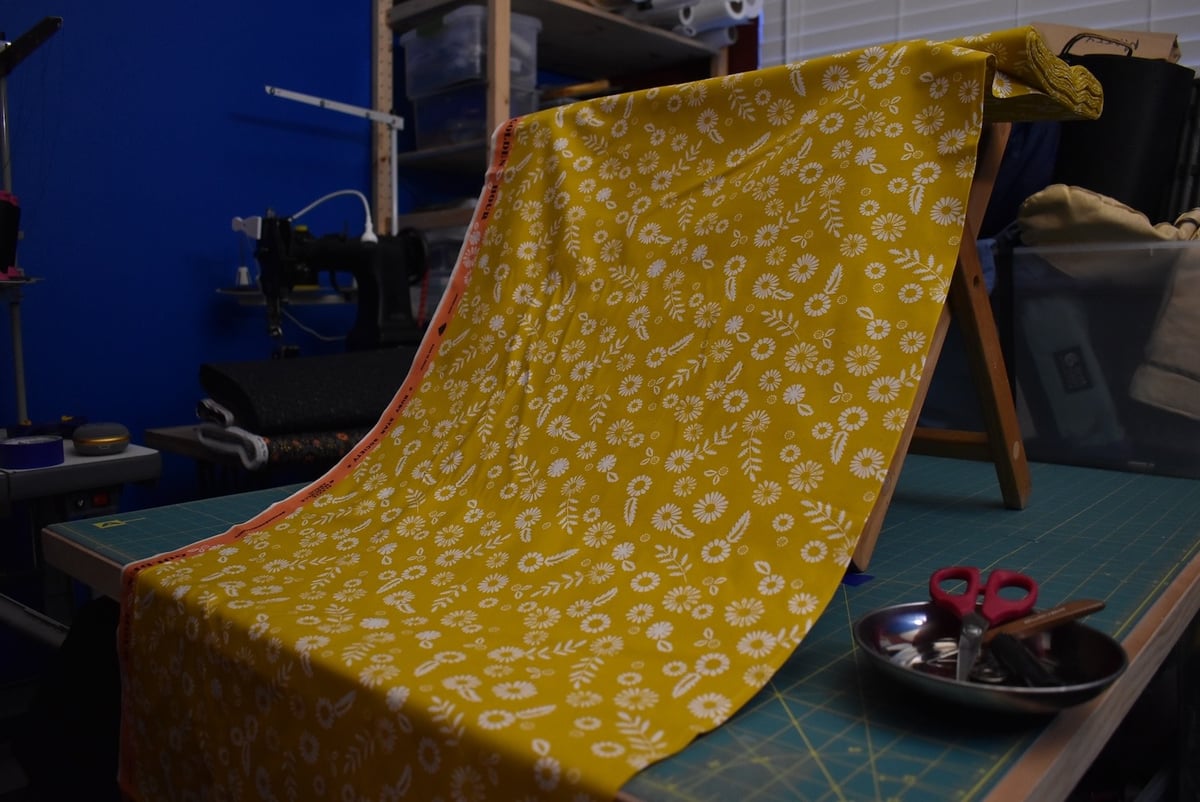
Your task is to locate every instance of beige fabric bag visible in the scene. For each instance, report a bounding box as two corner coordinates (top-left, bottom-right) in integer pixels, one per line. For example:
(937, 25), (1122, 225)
(1018, 184), (1198, 279)
(1019, 184), (1199, 244)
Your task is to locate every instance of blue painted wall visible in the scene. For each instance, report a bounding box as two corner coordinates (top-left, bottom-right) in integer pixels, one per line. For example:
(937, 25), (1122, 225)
(0, 2), (380, 504)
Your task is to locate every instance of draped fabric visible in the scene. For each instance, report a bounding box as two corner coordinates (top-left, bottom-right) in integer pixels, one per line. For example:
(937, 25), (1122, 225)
(944, 27), (1102, 122)
(119, 27), (1100, 802)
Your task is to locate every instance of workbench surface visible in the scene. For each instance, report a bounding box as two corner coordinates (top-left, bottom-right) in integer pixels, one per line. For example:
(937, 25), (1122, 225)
(43, 455), (1200, 801)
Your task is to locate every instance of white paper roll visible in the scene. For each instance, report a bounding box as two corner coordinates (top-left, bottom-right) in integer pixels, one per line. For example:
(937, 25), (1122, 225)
(741, 0), (762, 18)
(621, 0), (695, 13)
(626, 3), (694, 27)
(696, 25), (739, 48)
(679, 0), (745, 34)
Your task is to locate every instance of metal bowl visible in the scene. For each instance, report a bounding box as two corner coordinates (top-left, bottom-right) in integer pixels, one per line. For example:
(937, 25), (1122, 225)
(853, 601), (1128, 715)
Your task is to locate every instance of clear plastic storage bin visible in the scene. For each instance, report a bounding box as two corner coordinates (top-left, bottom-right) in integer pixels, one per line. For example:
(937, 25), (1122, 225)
(400, 5), (542, 99)
(1010, 240), (1200, 478)
(413, 83), (539, 148)
(411, 225), (468, 320)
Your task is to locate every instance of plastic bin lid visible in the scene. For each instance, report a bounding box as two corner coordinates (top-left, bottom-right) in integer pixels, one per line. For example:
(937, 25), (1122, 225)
(443, 4), (542, 31)
(400, 5), (542, 44)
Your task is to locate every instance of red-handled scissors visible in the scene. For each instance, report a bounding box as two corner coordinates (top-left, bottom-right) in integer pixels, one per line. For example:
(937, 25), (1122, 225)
(928, 566), (1038, 682)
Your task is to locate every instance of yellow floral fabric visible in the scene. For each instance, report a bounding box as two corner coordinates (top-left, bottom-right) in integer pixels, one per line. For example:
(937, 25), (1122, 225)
(943, 27), (1102, 121)
(119, 28), (1099, 802)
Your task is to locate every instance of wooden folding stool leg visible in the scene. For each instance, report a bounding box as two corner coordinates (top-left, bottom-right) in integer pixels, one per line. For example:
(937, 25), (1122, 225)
(853, 122), (1030, 571)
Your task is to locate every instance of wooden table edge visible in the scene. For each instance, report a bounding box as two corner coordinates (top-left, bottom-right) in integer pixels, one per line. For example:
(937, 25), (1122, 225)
(41, 526), (124, 601)
(983, 547), (1200, 801)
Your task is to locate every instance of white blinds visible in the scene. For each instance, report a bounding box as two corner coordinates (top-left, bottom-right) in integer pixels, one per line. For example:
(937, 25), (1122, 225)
(758, 0), (1200, 71)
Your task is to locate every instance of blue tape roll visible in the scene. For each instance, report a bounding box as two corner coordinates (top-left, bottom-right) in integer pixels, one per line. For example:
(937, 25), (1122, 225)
(0, 435), (65, 469)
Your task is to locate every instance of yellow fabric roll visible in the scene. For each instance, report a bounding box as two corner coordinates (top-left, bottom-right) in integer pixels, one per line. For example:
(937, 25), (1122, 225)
(943, 27), (1103, 121)
(119, 28), (1100, 802)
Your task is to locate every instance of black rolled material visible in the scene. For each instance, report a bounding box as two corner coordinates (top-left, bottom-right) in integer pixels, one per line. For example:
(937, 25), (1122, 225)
(1053, 53), (1196, 223)
(199, 346), (419, 435)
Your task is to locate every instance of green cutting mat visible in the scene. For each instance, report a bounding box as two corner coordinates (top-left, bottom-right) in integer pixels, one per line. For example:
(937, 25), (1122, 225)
(45, 456), (1200, 801)
(623, 456), (1200, 801)
(48, 484), (302, 567)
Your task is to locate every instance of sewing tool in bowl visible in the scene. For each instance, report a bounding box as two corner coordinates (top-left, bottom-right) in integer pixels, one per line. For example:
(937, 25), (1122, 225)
(853, 597), (1126, 714)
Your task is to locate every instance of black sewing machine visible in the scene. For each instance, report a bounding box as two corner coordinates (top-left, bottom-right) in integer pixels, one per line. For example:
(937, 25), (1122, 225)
(252, 211), (427, 351)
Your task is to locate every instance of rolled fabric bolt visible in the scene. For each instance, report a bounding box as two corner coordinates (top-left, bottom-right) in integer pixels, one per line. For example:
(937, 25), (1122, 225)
(679, 0), (745, 34)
